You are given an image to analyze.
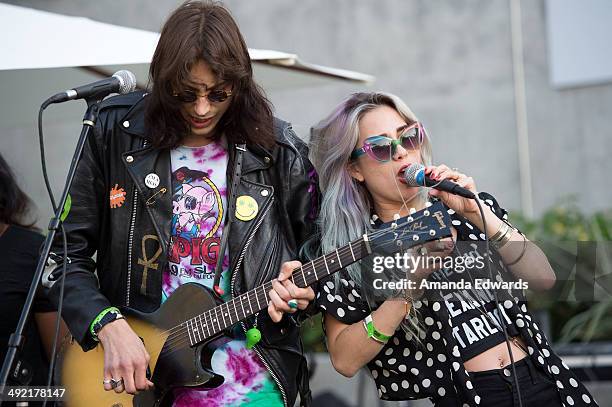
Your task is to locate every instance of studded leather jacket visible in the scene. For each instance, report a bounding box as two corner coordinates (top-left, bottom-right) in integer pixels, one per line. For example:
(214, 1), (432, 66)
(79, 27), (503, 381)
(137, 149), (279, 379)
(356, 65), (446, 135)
(47, 90), (319, 406)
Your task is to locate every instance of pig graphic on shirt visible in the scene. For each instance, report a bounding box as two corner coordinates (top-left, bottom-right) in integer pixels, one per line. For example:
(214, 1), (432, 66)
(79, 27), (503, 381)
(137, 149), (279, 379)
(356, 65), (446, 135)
(173, 183), (215, 234)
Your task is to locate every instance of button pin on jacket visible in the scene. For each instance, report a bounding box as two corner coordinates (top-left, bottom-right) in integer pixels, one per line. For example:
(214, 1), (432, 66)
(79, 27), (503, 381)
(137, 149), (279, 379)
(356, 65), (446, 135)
(144, 173), (160, 189)
(235, 195), (258, 221)
(109, 184), (126, 208)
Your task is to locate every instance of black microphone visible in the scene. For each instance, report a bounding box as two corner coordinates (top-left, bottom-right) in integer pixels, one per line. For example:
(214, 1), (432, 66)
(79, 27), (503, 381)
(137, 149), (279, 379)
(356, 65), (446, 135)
(403, 163), (476, 199)
(44, 70), (136, 106)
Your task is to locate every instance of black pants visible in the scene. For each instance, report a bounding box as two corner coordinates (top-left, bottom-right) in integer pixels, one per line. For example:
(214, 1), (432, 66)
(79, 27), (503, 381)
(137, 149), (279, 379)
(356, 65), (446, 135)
(434, 357), (563, 407)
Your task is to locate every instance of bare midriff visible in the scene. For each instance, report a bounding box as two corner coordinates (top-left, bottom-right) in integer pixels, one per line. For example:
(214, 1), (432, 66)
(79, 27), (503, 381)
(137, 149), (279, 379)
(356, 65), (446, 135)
(463, 336), (528, 372)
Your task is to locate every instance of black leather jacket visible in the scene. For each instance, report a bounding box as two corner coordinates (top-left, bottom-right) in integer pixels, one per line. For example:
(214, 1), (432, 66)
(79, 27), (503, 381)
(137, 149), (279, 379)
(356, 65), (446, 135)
(47, 91), (319, 406)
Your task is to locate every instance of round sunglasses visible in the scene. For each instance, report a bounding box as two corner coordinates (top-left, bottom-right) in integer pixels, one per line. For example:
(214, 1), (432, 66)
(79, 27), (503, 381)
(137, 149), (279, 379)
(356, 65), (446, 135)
(172, 87), (233, 103)
(351, 122), (425, 162)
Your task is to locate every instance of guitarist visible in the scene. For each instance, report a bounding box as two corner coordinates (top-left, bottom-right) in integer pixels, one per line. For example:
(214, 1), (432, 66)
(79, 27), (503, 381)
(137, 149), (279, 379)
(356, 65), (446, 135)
(45, 2), (319, 406)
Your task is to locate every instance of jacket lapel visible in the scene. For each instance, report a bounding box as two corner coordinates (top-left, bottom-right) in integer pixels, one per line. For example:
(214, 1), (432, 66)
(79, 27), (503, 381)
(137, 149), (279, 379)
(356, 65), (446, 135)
(123, 146), (172, 254)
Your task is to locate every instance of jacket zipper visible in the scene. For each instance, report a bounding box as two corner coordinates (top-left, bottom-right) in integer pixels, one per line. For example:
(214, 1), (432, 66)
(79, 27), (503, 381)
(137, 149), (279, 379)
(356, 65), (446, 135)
(126, 140), (147, 306)
(230, 198), (288, 407)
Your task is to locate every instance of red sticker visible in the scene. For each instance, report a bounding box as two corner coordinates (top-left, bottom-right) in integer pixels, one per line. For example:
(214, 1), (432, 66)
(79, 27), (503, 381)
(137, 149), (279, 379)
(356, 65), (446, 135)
(110, 184), (126, 208)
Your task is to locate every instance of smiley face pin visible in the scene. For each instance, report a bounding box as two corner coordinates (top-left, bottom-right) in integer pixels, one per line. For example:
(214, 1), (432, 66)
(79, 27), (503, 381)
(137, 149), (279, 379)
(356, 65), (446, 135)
(235, 195), (258, 221)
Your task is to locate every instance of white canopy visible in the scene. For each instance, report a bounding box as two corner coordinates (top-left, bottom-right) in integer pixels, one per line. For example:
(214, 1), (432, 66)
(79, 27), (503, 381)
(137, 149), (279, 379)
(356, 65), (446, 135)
(0, 3), (373, 84)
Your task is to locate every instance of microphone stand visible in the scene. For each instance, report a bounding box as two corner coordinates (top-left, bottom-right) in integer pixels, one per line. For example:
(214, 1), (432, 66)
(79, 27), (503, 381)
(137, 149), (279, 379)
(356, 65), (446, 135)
(0, 98), (102, 395)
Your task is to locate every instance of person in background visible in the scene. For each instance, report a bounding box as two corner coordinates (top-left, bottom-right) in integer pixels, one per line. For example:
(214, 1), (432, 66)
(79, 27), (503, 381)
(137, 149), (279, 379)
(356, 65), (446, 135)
(0, 153), (68, 396)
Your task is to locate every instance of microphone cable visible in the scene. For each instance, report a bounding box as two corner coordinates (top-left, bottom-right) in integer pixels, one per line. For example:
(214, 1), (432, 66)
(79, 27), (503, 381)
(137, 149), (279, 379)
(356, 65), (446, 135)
(474, 198), (524, 407)
(38, 103), (69, 407)
(423, 177), (525, 406)
(394, 164), (525, 405)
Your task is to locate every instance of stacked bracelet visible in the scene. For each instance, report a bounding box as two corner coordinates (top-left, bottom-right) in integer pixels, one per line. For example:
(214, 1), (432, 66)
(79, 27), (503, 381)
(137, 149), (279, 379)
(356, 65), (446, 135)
(363, 314), (392, 344)
(490, 221), (513, 249)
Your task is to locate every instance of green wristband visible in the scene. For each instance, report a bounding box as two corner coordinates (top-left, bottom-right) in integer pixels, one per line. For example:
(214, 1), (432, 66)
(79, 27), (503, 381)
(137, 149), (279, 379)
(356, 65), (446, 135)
(363, 314), (392, 344)
(89, 307), (121, 340)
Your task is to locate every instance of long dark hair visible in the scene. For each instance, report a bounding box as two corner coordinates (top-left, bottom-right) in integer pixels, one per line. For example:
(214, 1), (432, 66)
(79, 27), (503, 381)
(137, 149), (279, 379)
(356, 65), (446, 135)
(145, 0), (275, 149)
(0, 153), (36, 228)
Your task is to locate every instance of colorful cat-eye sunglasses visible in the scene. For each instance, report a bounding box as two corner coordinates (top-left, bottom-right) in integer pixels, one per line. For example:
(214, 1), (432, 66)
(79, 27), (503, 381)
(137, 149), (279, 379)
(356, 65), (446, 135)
(350, 121), (425, 162)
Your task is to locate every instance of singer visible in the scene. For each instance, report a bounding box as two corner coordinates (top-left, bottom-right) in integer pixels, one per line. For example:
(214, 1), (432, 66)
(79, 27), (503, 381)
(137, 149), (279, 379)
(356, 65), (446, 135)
(45, 2), (318, 406)
(310, 92), (597, 406)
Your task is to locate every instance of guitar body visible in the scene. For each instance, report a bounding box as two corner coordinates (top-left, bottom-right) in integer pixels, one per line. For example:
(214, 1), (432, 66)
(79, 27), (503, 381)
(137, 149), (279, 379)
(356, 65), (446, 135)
(58, 283), (227, 407)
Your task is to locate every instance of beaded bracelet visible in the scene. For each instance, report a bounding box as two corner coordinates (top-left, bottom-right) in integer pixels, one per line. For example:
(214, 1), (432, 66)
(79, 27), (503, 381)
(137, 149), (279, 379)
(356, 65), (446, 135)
(363, 314), (392, 344)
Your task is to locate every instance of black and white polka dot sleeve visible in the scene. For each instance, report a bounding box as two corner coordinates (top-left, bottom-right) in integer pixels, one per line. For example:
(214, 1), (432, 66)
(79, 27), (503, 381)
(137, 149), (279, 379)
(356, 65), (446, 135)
(479, 191), (511, 224)
(316, 272), (370, 325)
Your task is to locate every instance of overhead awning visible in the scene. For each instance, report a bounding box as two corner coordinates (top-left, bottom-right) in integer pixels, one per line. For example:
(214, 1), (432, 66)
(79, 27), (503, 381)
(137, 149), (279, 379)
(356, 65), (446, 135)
(0, 2), (374, 86)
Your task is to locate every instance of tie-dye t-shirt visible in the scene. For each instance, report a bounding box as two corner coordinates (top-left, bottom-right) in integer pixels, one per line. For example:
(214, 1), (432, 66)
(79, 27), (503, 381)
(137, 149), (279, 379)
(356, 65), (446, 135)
(163, 140), (283, 407)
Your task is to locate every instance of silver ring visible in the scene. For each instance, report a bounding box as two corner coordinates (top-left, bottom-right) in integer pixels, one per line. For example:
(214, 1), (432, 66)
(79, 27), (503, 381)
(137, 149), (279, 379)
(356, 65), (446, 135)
(110, 378), (124, 389)
(287, 299), (298, 309)
(103, 378), (112, 385)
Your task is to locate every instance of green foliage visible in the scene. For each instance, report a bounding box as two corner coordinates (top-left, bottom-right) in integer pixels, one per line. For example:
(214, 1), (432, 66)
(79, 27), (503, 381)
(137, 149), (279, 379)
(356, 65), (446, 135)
(510, 197), (612, 343)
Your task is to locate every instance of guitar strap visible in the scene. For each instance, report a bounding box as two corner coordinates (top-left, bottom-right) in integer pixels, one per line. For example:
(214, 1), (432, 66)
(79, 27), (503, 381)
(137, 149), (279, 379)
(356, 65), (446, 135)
(211, 142), (245, 295)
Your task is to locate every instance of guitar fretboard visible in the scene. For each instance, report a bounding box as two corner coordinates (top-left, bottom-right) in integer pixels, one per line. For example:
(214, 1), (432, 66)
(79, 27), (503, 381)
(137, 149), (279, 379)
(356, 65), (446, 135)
(179, 238), (370, 346)
(171, 201), (452, 348)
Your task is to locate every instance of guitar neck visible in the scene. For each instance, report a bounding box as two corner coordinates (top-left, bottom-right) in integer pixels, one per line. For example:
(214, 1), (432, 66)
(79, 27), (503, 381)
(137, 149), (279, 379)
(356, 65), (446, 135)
(181, 238), (370, 345)
(179, 201), (451, 347)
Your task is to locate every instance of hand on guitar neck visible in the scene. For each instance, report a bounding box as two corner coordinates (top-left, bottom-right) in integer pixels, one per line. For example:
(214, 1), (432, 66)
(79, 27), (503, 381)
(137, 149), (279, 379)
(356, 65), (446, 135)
(268, 260), (316, 322)
(98, 318), (155, 394)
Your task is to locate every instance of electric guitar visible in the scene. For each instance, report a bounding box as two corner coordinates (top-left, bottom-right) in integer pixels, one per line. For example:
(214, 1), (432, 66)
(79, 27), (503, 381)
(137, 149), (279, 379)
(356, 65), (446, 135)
(57, 202), (452, 406)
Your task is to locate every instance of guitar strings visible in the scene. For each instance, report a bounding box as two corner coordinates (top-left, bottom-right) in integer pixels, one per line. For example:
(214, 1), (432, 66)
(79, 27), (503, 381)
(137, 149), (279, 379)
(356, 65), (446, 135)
(157, 212), (429, 341)
(156, 213), (443, 354)
(156, 211), (446, 353)
(158, 219), (441, 354)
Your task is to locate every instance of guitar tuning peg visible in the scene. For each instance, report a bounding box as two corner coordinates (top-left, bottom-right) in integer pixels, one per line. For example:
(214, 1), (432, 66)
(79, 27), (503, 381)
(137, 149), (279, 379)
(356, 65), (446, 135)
(425, 201), (433, 208)
(393, 213), (400, 220)
(409, 208), (416, 214)
(424, 210), (430, 216)
(407, 216), (413, 223)
(371, 214), (379, 221)
(412, 235), (419, 241)
(391, 222), (398, 229)
(429, 230), (436, 236)
(370, 219), (376, 225)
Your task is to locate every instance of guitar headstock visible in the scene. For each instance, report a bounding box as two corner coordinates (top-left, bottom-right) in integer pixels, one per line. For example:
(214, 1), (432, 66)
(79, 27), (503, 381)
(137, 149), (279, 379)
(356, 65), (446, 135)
(368, 201), (452, 255)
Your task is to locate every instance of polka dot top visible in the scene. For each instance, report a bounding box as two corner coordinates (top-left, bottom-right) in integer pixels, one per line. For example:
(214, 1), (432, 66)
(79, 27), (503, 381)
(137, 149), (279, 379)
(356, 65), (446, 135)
(317, 192), (598, 406)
